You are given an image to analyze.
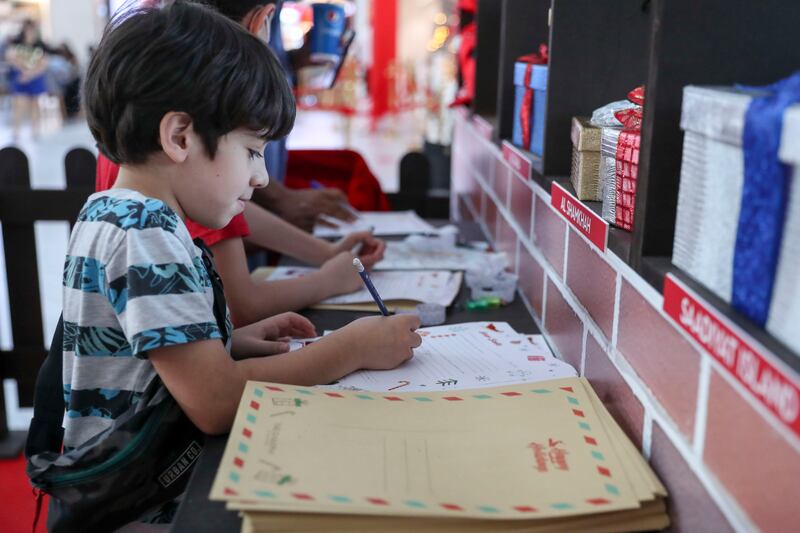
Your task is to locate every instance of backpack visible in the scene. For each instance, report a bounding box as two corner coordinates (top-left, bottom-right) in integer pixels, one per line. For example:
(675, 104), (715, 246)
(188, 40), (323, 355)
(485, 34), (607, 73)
(25, 239), (228, 533)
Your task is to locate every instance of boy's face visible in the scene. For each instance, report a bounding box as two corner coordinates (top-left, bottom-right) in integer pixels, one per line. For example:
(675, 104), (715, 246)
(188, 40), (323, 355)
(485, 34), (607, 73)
(175, 129), (269, 229)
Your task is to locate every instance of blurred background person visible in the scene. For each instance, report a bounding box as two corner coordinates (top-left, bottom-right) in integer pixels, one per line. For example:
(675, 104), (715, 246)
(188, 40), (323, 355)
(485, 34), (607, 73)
(46, 43), (82, 121)
(5, 19), (49, 140)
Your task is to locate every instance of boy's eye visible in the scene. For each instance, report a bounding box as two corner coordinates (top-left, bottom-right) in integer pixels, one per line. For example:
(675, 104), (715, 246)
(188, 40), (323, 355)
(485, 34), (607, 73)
(248, 149), (263, 160)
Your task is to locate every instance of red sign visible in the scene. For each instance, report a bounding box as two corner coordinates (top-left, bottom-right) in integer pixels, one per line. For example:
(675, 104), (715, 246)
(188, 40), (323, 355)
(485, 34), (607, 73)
(550, 182), (608, 252)
(663, 274), (800, 439)
(473, 115), (493, 140)
(502, 140), (531, 179)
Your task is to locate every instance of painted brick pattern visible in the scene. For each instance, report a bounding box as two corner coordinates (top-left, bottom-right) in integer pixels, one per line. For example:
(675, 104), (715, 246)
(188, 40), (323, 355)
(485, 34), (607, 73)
(493, 159), (510, 208)
(483, 190), (497, 240)
(518, 245), (545, 318)
(532, 195), (566, 276)
(544, 277), (583, 370)
(495, 213), (517, 268)
(454, 115), (793, 531)
(583, 334), (645, 448)
(566, 230), (616, 339)
(650, 423), (735, 532)
(617, 281), (700, 440)
(508, 173), (534, 238)
(704, 370), (800, 531)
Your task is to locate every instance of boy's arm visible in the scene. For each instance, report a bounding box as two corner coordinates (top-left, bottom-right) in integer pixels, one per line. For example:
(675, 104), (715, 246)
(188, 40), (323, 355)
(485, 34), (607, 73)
(243, 201), (335, 265)
(148, 314), (421, 435)
(243, 202), (386, 269)
(148, 334), (362, 435)
(211, 237), (362, 327)
(253, 181), (354, 232)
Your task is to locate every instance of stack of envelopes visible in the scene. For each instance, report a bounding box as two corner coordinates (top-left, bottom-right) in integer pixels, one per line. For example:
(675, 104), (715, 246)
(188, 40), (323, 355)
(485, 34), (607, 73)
(210, 376), (668, 532)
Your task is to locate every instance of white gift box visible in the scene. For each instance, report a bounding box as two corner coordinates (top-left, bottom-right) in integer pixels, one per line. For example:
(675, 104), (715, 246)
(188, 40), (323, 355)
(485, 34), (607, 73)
(672, 86), (752, 303)
(767, 106), (800, 353)
(672, 85), (800, 354)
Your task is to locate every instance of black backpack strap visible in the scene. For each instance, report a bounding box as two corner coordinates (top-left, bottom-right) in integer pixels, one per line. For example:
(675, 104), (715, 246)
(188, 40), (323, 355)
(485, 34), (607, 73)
(193, 237), (230, 346)
(25, 314), (66, 459)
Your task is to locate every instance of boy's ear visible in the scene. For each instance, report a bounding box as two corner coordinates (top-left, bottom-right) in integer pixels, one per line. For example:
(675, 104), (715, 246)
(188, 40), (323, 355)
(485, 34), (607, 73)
(245, 3), (277, 36)
(159, 111), (194, 163)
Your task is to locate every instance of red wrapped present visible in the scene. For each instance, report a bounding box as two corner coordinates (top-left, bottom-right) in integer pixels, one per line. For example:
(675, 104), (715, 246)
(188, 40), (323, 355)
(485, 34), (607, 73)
(614, 129), (640, 230)
(611, 97), (643, 231)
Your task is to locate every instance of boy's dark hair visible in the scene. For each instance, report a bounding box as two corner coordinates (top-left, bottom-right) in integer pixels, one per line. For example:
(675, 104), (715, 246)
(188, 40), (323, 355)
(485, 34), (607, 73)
(84, 1), (295, 164)
(205, 0), (278, 24)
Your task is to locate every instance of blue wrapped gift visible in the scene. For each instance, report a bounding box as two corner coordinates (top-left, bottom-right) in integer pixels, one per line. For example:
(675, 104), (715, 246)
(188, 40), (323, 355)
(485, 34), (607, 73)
(512, 61), (548, 155)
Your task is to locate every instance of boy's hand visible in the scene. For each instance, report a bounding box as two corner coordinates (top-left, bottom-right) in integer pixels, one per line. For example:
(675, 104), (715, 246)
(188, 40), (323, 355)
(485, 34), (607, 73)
(331, 231), (386, 268)
(277, 188), (355, 231)
(318, 251), (363, 295)
(231, 312), (317, 360)
(344, 314), (422, 370)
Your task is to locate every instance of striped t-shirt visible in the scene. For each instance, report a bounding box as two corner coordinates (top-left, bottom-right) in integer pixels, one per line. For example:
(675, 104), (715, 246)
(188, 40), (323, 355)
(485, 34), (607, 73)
(62, 188), (230, 450)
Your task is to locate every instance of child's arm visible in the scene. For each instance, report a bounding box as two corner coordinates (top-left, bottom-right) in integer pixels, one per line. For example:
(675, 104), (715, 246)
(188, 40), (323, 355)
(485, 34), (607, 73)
(148, 314), (422, 435)
(212, 238), (363, 327)
(243, 202), (334, 265)
(243, 202), (385, 268)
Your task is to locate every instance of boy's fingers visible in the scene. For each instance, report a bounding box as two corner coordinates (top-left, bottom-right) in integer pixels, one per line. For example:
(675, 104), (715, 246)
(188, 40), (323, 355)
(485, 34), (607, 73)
(257, 340), (290, 355)
(322, 188), (348, 202)
(316, 189), (355, 221)
(347, 230), (372, 241)
(283, 314), (316, 337)
(390, 314), (421, 334)
(410, 331), (423, 348)
(400, 314), (422, 330)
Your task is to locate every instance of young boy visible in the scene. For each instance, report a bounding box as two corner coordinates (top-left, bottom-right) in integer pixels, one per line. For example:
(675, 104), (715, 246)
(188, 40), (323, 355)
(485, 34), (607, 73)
(95, 0), (377, 328)
(65, 2), (421, 521)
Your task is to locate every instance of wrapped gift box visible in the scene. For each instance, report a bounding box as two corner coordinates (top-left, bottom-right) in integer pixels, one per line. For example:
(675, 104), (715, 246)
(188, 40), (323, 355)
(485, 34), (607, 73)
(512, 61), (532, 148)
(570, 117), (602, 200)
(614, 130), (640, 230)
(766, 105), (800, 353)
(512, 62), (548, 155)
(529, 64), (548, 156)
(673, 84), (800, 353)
(672, 86), (753, 303)
(600, 127), (621, 224)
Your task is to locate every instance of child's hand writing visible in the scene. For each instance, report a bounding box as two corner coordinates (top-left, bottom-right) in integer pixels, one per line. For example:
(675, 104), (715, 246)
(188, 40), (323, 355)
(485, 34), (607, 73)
(231, 312), (317, 360)
(319, 251), (363, 295)
(343, 314), (422, 370)
(330, 231), (386, 269)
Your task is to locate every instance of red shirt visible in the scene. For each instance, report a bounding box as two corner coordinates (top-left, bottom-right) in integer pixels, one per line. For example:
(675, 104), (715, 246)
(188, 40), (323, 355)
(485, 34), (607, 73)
(95, 153), (250, 247)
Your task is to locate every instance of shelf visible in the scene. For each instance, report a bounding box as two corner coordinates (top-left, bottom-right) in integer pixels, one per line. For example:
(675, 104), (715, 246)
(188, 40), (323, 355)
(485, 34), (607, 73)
(641, 257), (800, 374)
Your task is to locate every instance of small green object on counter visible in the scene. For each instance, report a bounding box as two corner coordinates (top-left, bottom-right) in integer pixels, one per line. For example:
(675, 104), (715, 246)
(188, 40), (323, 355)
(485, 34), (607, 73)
(465, 296), (503, 311)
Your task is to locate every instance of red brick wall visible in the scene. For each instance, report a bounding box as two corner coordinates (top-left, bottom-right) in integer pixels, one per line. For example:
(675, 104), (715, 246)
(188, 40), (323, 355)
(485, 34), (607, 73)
(451, 111), (800, 532)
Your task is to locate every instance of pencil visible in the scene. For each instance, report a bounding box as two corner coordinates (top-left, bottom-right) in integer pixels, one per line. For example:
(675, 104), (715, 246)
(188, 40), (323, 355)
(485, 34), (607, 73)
(352, 258), (390, 316)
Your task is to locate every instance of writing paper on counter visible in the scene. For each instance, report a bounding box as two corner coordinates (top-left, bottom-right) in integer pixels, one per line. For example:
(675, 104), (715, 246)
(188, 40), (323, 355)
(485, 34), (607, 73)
(261, 267), (462, 312)
(322, 322), (577, 392)
(374, 240), (509, 271)
(313, 210), (437, 238)
(211, 375), (668, 532)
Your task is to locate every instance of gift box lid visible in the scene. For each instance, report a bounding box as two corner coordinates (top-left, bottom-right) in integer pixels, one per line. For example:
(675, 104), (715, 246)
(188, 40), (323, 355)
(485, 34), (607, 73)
(680, 86), (764, 146)
(780, 106), (800, 165)
(514, 62), (548, 90)
(571, 117), (601, 152)
(682, 85), (800, 161)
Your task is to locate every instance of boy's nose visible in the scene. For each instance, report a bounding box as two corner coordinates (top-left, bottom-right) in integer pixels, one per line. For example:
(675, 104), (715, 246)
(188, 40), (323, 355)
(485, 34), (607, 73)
(252, 169), (269, 189)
